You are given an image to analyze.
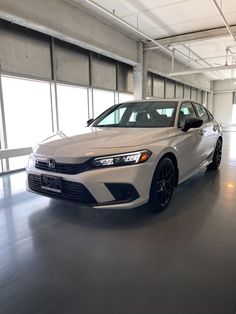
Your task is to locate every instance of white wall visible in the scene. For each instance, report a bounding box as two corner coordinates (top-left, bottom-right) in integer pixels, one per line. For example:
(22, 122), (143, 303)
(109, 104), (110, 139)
(213, 79), (236, 92)
(212, 80), (236, 126)
(213, 92), (233, 126)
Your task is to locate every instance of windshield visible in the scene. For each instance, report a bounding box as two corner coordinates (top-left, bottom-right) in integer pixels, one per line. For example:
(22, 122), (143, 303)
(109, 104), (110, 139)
(92, 101), (178, 128)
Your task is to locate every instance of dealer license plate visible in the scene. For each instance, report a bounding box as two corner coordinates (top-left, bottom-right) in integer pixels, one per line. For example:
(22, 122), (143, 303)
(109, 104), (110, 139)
(41, 175), (62, 193)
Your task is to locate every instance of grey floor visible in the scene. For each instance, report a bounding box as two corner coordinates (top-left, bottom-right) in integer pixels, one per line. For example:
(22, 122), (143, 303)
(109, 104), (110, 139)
(1, 132), (236, 314)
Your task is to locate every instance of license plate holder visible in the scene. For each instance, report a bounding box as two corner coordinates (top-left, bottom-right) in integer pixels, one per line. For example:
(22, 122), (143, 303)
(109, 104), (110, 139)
(41, 174), (62, 193)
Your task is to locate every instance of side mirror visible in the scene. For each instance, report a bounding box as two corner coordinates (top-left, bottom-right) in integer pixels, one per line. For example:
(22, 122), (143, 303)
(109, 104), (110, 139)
(182, 118), (203, 132)
(87, 118), (94, 126)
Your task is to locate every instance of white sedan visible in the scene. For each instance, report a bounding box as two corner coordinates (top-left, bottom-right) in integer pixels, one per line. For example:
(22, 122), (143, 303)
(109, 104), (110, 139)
(27, 99), (223, 211)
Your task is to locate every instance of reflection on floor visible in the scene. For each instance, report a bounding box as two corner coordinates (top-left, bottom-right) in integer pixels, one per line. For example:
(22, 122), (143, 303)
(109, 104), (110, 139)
(1, 132), (236, 314)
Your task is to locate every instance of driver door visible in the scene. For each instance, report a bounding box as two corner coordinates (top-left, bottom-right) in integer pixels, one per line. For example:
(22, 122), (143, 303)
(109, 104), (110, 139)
(177, 102), (205, 180)
(193, 102), (217, 161)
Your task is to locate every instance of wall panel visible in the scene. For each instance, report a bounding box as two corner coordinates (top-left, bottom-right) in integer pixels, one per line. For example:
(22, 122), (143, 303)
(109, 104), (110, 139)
(55, 40), (89, 85)
(165, 79), (175, 98)
(153, 75), (165, 98)
(92, 54), (116, 90)
(213, 92), (233, 125)
(176, 83), (184, 98)
(184, 85), (191, 99)
(118, 63), (133, 93)
(146, 72), (152, 98)
(0, 20), (51, 79)
(191, 88), (197, 101)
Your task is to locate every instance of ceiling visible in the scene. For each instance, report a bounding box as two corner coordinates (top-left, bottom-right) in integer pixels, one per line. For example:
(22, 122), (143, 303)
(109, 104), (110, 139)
(69, 0), (236, 80)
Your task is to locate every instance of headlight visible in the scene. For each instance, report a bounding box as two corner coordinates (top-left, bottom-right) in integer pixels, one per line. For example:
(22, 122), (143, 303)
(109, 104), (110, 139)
(91, 150), (152, 168)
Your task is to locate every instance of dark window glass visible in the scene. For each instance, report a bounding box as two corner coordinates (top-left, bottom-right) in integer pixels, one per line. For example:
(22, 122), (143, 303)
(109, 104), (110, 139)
(194, 103), (210, 123)
(93, 101), (178, 128)
(178, 102), (196, 128)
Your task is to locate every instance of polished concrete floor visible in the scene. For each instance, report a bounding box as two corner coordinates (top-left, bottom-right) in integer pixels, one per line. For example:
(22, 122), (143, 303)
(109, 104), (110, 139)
(1, 132), (236, 314)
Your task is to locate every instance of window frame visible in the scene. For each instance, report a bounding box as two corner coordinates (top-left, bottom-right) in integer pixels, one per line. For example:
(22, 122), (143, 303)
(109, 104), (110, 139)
(178, 101), (197, 128)
(192, 102), (210, 124)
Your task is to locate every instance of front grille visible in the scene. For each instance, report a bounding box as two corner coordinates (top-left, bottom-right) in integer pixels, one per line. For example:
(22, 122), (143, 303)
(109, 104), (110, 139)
(28, 174), (96, 204)
(35, 160), (91, 175)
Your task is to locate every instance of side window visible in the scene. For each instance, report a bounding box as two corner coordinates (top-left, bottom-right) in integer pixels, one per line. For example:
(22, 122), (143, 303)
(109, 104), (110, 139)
(178, 102), (196, 128)
(194, 103), (210, 123)
(206, 109), (214, 121)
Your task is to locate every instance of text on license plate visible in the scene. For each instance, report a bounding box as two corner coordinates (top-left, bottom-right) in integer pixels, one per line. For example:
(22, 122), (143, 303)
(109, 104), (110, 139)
(41, 175), (62, 193)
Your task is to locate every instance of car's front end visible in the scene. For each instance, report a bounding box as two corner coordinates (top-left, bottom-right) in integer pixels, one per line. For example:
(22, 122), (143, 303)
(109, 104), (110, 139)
(27, 145), (156, 209)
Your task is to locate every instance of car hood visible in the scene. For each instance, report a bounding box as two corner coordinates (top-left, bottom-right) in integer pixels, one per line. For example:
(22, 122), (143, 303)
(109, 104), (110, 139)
(34, 127), (169, 163)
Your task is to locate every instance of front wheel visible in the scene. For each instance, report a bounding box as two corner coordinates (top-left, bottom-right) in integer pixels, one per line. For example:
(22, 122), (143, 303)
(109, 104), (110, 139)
(207, 138), (222, 170)
(149, 157), (175, 212)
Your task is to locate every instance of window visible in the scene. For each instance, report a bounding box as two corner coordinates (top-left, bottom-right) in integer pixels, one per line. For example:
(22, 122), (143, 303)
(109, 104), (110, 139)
(157, 108), (174, 117)
(205, 108), (214, 121)
(2, 76), (53, 149)
(178, 102), (196, 127)
(93, 101), (177, 128)
(119, 93), (134, 103)
(97, 107), (126, 125)
(9, 155), (29, 171)
(57, 84), (88, 136)
(93, 89), (115, 118)
(194, 103), (209, 123)
(231, 103), (236, 132)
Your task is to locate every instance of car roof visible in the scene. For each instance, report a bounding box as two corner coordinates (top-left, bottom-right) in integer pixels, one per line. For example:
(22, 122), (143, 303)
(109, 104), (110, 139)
(119, 99), (197, 105)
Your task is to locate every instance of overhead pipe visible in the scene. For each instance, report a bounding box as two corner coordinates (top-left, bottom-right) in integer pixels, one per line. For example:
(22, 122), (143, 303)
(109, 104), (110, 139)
(85, 0), (172, 56)
(85, 0), (228, 78)
(167, 46), (224, 79)
(168, 64), (236, 76)
(212, 0), (236, 45)
(171, 48), (176, 72)
(85, 0), (216, 74)
(182, 44), (225, 79)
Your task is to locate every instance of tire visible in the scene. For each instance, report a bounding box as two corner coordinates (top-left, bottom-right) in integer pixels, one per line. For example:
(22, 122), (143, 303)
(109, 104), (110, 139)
(149, 157), (176, 212)
(207, 138), (222, 170)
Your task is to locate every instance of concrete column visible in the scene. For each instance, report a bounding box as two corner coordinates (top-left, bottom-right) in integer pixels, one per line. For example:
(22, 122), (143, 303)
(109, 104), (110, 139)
(133, 41), (147, 100)
(0, 71), (9, 171)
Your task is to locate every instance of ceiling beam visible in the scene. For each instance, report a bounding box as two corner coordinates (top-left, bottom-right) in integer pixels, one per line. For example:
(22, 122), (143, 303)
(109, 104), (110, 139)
(145, 25), (236, 49)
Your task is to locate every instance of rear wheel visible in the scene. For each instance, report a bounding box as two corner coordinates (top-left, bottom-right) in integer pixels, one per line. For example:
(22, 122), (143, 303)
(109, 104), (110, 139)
(207, 138), (222, 170)
(149, 157), (175, 212)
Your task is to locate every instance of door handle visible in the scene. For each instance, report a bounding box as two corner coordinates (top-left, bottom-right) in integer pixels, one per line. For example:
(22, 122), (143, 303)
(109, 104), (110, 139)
(199, 129), (206, 136)
(213, 126), (217, 132)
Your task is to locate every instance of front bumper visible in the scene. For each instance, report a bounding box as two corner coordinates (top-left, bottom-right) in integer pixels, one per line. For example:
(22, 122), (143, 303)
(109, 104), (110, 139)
(26, 159), (155, 209)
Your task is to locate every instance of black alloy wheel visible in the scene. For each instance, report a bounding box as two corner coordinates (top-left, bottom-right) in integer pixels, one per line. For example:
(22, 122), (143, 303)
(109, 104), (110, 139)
(207, 139), (222, 170)
(149, 157), (175, 212)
